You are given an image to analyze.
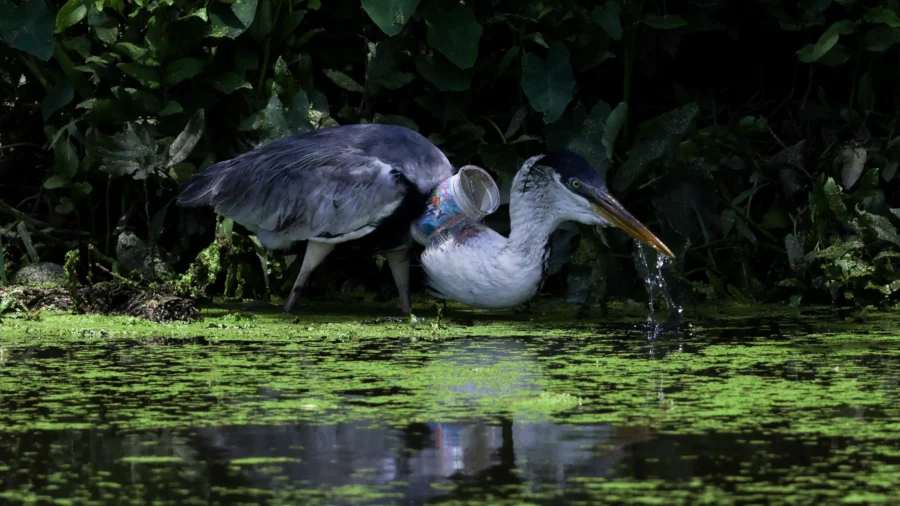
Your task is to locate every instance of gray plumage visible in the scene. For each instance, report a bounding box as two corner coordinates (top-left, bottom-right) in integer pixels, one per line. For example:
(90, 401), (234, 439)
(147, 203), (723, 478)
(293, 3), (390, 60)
(177, 124), (454, 250)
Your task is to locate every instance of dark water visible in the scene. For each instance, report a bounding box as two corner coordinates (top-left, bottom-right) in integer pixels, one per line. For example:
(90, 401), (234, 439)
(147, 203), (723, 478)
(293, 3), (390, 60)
(1, 308), (899, 504)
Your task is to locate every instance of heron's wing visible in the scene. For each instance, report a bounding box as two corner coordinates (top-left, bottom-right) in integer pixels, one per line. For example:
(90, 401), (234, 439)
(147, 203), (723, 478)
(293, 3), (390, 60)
(177, 125), (454, 248)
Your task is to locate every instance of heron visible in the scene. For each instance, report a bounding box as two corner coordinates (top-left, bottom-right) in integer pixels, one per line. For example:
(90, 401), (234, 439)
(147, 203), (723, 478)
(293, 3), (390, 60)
(176, 124), (673, 315)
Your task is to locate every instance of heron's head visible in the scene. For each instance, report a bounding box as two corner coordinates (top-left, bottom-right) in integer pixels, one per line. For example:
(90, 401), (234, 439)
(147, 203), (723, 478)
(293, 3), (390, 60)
(525, 149), (675, 258)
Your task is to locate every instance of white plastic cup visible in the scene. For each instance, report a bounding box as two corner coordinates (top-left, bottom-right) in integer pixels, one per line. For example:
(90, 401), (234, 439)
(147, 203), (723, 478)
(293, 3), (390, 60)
(410, 165), (500, 246)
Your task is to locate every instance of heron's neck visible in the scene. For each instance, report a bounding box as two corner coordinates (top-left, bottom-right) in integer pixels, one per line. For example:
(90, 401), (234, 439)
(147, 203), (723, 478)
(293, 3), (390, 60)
(504, 178), (562, 267)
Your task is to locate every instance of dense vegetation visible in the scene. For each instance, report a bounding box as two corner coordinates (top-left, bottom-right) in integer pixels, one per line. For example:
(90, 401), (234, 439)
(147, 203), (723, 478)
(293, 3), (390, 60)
(1, 0), (899, 311)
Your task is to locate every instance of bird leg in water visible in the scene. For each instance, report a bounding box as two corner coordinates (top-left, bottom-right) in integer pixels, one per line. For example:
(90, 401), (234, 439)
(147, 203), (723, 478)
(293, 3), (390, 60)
(385, 249), (411, 316)
(283, 241), (335, 314)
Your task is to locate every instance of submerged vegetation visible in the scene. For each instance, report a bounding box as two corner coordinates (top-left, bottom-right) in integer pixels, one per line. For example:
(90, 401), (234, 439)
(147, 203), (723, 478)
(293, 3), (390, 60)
(1, 0), (899, 311)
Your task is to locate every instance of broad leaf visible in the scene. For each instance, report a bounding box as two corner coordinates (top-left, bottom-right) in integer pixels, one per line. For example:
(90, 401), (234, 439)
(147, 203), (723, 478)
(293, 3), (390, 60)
(592, 2), (622, 40)
(612, 102), (699, 191)
(864, 26), (900, 51)
(42, 81), (75, 121)
(117, 63), (161, 89)
(211, 72), (252, 94)
(323, 69), (364, 93)
(796, 20), (856, 62)
(567, 101), (613, 179)
(366, 38), (415, 91)
(0, 0), (55, 60)
(209, 0), (258, 38)
(857, 72), (875, 112)
(159, 101), (183, 116)
(860, 211), (900, 247)
(414, 53), (470, 91)
(52, 137), (79, 181)
(165, 58), (204, 86)
(643, 14), (687, 29)
(603, 102), (628, 157)
(167, 109), (205, 167)
(863, 7), (900, 27)
(839, 144), (867, 189)
(55, 0), (87, 33)
(521, 41), (576, 123)
(785, 233), (804, 272)
(424, 2), (482, 69)
(362, 0), (419, 36)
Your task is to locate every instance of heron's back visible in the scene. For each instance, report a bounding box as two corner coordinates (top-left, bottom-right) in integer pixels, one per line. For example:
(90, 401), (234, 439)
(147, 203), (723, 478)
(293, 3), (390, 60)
(177, 124), (454, 249)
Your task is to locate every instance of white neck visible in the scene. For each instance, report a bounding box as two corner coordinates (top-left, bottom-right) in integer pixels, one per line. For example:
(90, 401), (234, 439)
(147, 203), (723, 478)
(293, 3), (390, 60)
(503, 166), (564, 274)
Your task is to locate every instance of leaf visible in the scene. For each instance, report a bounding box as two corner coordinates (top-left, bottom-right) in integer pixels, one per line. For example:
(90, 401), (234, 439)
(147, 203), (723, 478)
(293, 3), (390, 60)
(592, 2), (622, 40)
(114, 42), (149, 61)
(164, 58), (204, 86)
(149, 201), (170, 241)
(0, 0), (55, 60)
(612, 102), (699, 191)
(53, 137), (79, 180)
(167, 109), (205, 167)
(55, 197), (74, 215)
(567, 100), (612, 179)
(88, 123), (158, 178)
(785, 233), (805, 272)
(55, 0), (88, 33)
(414, 52), (471, 91)
(839, 144), (867, 189)
(860, 211), (900, 247)
(168, 162), (195, 183)
(17, 222), (39, 263)
(209, 0), (258, 38)
(884, 160), (898, 182)
(505, 107), (527, 140)
(820, 177), (852, 226)
(424, 2), (482, 69)
(211, 72), (253, 94)
(863, 7), (900, 27)
(323, 69), (365, 93)
(366, 38), (416, 91)
(796, 20), (856, 63)
(521, 41), (576, 123)
(858, 72), (875, 112)
(117, 63), (161, 89)
(603, 102), (628, 158)
(42, 81), (75, 121)
(362, 0), (419, 36)
(72, 182), (92, 196)
(159, 101), (183, 116)
(864, 26), (900, 51)
(44, 175), (70, 189)
(643, 14), (687, 29)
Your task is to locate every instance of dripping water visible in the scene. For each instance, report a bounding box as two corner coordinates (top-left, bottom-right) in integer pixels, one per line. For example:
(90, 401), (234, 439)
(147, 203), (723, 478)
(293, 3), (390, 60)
(634, 241), (683, 339)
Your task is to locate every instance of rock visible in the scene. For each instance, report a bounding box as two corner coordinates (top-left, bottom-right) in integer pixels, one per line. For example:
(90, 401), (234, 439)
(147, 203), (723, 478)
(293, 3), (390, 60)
(12, 262), (66, 286)
(116, 230), (173, 281)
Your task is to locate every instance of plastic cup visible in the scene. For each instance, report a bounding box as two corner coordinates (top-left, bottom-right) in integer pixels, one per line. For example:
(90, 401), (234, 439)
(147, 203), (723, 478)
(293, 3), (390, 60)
(410, 165), (500, 246)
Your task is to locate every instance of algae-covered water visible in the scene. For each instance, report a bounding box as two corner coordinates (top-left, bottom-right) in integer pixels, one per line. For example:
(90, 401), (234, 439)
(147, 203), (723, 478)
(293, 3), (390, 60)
(0, 301), (898, 505)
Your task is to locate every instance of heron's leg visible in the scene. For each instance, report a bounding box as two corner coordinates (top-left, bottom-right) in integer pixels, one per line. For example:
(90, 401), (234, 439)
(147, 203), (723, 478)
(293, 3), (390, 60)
(385, 249), (411, 315)
(283, 241), (335, 314)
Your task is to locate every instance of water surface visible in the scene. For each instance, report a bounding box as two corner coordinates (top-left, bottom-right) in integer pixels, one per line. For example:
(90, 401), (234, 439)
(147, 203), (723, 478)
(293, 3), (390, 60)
(0, 304), (898, 504)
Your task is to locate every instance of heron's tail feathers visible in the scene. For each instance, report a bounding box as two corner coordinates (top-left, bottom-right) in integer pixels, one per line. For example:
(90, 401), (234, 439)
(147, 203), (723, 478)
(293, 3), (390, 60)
(175, 160), (234, 208)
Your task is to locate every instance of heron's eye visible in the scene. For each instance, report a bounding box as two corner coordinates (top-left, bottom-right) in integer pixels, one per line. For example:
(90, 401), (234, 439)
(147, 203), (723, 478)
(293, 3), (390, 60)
(571, 179), (581, 189)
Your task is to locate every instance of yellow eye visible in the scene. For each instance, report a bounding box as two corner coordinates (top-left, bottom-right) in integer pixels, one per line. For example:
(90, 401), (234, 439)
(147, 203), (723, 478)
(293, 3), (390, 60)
(571, 180), (581, 188)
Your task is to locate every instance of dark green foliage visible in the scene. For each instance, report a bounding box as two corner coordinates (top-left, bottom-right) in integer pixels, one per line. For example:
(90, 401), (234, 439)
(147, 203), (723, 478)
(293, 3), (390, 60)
(1, 0), (899, 308)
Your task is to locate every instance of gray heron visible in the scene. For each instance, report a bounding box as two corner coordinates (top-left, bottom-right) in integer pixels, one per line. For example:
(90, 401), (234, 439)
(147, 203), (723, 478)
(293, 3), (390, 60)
(176, 124), (673, 315)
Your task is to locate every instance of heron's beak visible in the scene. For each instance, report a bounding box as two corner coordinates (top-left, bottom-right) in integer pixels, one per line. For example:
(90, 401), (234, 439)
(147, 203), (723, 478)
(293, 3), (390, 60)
(589, 187), (675, 258)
